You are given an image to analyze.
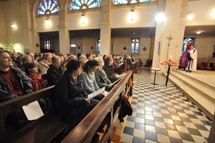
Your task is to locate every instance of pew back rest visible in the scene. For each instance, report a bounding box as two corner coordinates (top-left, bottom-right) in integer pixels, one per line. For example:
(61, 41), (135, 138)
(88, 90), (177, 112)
(0, 85), (69, 143)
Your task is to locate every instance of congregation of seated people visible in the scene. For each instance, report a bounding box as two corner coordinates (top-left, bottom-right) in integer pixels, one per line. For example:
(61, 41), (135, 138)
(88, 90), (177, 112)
(0, 49), (134, 134)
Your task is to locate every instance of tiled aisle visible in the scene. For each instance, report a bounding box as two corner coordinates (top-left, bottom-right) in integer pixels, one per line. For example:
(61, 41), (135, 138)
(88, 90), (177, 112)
(121, 70), (212, 143)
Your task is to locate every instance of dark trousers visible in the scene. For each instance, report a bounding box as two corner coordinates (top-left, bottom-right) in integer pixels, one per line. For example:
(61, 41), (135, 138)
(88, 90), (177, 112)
(63, 99), (99, 125)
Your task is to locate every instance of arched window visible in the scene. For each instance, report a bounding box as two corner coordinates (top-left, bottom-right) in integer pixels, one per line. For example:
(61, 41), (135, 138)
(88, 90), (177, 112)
(68, 0), (101, 11)
(112, 0), (155, 5)
(36, 0), (60, 16)
(130, 38), (140, 54)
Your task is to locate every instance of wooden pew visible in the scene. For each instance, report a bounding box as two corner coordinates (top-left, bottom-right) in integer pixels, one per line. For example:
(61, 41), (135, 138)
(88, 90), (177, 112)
(0, 71), (133, 143)
(0, 85), (70, 143)
(62, 71), (133, 143)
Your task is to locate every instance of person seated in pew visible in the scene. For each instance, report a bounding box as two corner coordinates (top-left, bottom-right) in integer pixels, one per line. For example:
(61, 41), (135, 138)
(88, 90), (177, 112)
(18, 55), (33, 72)
(46, 55), (64, 86)
(39, 53), (52, 75)
(112, 54), (123, 75)
(25, 62), (49, 114)
(79, 60), (104, 101)
(25, 62), (46, 91)
(126, 55), (134, 70)
(102, 55), (119, 82)
(54, 59), (99, 126)
(94, 57), (113, 91)
(79, 54), (87, 68)
(0, 50), (33, 130)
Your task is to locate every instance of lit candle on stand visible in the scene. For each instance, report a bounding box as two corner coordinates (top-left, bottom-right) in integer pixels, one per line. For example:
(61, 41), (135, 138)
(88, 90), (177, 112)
(169, 55), (172, 60)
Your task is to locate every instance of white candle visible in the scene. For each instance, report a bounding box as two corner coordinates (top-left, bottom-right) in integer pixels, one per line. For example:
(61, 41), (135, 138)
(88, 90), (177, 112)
(170, 55), (172, 59)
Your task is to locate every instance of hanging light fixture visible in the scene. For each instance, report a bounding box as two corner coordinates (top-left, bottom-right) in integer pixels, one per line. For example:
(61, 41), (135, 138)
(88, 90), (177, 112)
(81, 14), (86, 24)
(129, 9), (135, 21)
(211, 9), (215, 18)
(45, 15), (50, 27)
(187, 11), (194, 20)
(11, 24), (17, 30)
(155, 13), (165, 22)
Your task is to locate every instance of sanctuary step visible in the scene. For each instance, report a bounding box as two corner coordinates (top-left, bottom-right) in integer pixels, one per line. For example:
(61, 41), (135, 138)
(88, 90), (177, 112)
(163, 69), (215, 120)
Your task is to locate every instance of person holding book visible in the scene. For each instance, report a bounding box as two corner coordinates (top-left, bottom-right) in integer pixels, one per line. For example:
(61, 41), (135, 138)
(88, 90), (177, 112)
(55, 59), (99, 125)
(79, 60), (104, 101)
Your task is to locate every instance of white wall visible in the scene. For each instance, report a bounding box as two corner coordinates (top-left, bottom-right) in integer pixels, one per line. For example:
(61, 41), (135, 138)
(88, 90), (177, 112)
(111, 6), (157, 28)
(36, 15), (59, 32)
(0, 6), (7, 49)
(195, 37), (215, 62)
(68, 11), (101, 30)
(186, 0), (215, 26)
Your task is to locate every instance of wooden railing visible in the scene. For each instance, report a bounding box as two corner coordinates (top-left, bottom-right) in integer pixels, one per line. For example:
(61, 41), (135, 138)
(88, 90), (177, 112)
(62, 71), (133, 143)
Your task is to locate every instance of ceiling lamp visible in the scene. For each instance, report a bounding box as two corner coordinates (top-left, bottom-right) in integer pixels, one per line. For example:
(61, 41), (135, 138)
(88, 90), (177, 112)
(196, 31), (201, 34)
(129, 10), (135, 21)
(211, 9), (215, 18)
(81, 14), (86, 24)
(11, 24), (17, 30)
(45, 15), (50, 27)
(187, 11), (194, 20)
(155, 13), (165, 22)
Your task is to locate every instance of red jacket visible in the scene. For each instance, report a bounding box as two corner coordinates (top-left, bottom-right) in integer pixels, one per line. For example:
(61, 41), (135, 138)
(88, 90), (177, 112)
(28, 73), (46, 91)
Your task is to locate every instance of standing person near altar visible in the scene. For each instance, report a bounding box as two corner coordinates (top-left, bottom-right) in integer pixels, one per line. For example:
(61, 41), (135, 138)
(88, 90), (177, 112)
(178, 49), (188, 71)
(186, 45), (197, 72)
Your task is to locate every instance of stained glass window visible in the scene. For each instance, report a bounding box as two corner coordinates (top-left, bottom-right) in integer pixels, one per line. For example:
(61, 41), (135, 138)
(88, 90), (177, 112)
(130, 38), (139, 54)
(36, 0), (59, 16)
(112, 0), (155, 5)
(182, 38), (194, 51)
(68, 0), (101, 11)
(45, 40), (51, 50)
(97, 38), (100, 52)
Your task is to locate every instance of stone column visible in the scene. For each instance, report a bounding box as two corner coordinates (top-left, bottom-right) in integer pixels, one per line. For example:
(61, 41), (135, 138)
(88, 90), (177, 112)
(58, 0), (70, 54)
(152, 0), (166, 69)
(152, 0), (188, 70)
(29, 0), (40, 53)
(0, 5), (7, 49)
(30, 28), (40, 53)
(20, 0), (32, 53)
(100, 0), (111, 55)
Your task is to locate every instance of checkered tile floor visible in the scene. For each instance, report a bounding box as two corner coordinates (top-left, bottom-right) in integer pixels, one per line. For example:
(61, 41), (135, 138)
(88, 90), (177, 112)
(121, 69), (212, 143)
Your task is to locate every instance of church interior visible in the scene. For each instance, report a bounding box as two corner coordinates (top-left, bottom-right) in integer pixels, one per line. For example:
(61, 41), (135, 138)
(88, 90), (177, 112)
(0, 0), (215, 142)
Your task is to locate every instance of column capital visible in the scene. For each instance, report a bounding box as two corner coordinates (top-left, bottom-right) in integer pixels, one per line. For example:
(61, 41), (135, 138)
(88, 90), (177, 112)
(100, 22), (111, 27)
(58, 26), (68, 29)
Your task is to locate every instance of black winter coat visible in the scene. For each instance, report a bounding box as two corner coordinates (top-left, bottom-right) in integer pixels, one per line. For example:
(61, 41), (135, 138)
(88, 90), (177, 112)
(0, 66), (33, 102)
(55, 71), (88, 114)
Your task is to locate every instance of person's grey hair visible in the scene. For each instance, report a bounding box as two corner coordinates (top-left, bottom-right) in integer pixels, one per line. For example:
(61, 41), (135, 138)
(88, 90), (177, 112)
(79, 54), (86, 60)
(51, 55), (61, 63)
(44, 53), (52, 60)
(67, 55), (77, 61)
(21, 55), (31, 63)
(94, 56), (104, 64)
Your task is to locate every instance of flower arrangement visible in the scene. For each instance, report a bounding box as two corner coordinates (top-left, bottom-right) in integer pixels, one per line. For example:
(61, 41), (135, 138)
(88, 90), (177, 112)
(160, 56), (179, 86)
(161, 59), (179, 66)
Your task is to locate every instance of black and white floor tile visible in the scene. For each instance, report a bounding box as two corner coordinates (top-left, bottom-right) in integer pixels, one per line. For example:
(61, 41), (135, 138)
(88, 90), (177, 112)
(121, 69), (212, 143)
